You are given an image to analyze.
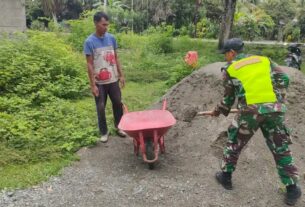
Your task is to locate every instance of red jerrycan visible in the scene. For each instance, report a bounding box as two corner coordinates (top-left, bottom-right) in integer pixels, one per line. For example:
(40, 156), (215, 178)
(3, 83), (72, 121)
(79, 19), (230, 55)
(184, 51), (198, 68)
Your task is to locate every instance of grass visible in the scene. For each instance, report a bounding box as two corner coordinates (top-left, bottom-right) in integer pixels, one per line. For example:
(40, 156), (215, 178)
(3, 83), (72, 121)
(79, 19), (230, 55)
(0, 156), (75, 189)
(122, 81), (167, 111)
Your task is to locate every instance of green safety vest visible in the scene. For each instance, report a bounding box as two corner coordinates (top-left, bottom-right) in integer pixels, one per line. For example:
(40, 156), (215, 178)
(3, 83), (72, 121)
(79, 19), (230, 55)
(227, 56), (277, 105)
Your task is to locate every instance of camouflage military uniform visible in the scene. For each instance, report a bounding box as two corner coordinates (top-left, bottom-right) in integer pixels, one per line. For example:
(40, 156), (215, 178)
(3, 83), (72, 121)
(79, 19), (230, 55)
(215, 53), (299, 186)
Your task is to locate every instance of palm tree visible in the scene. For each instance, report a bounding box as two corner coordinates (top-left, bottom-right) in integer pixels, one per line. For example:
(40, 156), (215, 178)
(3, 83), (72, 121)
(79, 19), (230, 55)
(41, 0), (68, 24)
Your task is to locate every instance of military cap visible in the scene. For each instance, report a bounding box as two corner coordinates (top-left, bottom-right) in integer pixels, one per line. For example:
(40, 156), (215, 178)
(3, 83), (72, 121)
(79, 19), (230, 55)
(220, 38), (244, 54)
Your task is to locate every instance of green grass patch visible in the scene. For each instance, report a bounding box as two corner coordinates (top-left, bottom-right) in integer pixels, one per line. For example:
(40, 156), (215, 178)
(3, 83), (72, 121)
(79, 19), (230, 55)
(0, 155), (75, 189)
(122, 81), (167, 111)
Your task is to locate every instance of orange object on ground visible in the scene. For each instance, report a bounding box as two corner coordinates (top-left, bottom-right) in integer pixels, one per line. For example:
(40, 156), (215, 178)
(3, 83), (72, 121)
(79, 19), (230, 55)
(184, 51), (198, 68)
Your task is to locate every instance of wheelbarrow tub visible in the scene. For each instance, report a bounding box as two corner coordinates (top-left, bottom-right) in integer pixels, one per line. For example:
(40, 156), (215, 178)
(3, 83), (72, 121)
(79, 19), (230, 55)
(118, 110), (176, 138)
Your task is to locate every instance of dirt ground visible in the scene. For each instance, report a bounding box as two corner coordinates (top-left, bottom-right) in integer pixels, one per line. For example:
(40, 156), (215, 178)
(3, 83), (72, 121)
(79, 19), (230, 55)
(1, 63), (305, 207)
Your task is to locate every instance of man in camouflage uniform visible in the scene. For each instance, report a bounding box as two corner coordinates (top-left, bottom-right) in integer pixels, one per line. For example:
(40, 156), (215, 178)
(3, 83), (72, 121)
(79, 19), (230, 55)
(212, 38), (301, 206)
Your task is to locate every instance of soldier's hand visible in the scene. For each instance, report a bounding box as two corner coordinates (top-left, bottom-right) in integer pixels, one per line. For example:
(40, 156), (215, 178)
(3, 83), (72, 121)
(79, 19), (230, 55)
(210, 109), (220, 117)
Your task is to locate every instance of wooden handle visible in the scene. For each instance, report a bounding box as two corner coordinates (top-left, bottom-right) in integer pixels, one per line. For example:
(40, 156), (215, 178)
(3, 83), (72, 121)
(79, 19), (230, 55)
(197, 111), (213, 116)
(197, 108), (238, 116)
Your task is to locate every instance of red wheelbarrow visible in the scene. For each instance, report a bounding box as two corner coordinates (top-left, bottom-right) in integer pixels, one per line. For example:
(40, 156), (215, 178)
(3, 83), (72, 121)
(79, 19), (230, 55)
(118, 101), (176, 169)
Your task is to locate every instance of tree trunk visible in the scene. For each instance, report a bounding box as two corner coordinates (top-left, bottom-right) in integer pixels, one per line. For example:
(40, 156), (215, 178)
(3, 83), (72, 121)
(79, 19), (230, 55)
(104, 0), (107, 11)
(278, 26), (284, 42)
(194, 0), (201, 38)
(131, 0), (134, 33)
(218, 0), (237, 49)
(52, 12), (58, 25)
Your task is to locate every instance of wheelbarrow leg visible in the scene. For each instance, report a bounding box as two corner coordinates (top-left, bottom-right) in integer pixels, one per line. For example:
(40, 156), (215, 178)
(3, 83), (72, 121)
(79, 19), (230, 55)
(159, 136), (165, 154)
(153, 130), (160, 157)
(139, 131), (146, 156)
(133, 138), (139, 156)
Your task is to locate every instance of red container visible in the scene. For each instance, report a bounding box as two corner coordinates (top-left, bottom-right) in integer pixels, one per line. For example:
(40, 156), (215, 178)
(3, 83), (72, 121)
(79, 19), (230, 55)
(184, 51), (198, 68)
(118, 102), (176, 169)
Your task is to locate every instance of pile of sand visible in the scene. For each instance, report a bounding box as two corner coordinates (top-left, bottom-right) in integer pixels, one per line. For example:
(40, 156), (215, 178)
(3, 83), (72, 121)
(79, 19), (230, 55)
(158, 62), (305, 206)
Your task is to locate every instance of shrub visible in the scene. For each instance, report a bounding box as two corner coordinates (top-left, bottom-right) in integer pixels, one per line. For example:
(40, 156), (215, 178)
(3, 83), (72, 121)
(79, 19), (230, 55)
(0, 31), (96, 167)
(0, 31), (88, 102)
(246, 45), (287, 65)
(166, 63), (193, 86)
(143, 23), (175, 37)
(283, 23), (301, 42)
(195, 18), (219, 39)
(146, 34), (173, 54)
(67, 11), (95, 51)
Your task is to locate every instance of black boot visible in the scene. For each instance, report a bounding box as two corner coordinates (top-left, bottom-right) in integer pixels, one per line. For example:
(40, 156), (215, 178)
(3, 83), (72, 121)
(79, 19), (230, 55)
(215, 171), (232, 190)
(285, 184), (302, 206)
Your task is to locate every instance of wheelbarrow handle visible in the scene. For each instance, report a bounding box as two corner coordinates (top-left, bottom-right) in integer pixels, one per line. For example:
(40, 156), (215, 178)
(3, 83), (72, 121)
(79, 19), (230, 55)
(162, 99), (167, 110)
(197, 109), (239, 116)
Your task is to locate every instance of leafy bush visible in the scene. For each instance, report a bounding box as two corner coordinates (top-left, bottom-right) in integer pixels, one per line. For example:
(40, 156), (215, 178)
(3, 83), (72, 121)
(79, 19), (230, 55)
(246, 45), (287, 65)
(143, 23), (175, 37)
(0, 31), (88, 102)
(176, 26), (189, 36)
(195, 18), (219, 39)
(0, 31), (96, 167)
(233, 5), (275, 41)
(166, 63), (193, 86)
(146, 34), (173, 54)
(284, 23), (301, 42)
(0, 99), (97, 166)
(234, 12), (260, 41)
(298, 8), (305, 39)
(116, 33), (147, 50)
(67, 10), (96, 51)
(176, 24), (196, 37)
(30, 19), (47, 31)
(67, 7), (142, 51)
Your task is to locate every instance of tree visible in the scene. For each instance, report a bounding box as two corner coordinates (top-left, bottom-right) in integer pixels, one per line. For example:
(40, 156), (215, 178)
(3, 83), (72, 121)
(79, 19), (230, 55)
(260, 0), (296, 41)
(61, 0), (83, 20)
(41, 0), (68, 23)
(218, 0), (237, 49)
(233, 2), (275, 40)
(202, 0), (223, 23)
(194, 0), (203, 38)
(25, 0), (44, 27)
(297, 8), (305, 39)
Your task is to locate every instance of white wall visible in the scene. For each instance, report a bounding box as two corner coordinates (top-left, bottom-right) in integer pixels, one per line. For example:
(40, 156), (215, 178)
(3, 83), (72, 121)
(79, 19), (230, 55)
(0, 0), (26, 32)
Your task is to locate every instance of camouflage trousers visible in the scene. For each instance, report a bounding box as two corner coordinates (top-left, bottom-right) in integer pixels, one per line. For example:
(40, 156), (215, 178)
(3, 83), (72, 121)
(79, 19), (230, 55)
(221, 112), (299, 186)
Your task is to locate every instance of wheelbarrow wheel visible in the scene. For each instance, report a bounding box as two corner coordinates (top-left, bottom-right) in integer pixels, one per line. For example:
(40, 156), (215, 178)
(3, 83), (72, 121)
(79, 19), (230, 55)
(145, 138), (155, 170)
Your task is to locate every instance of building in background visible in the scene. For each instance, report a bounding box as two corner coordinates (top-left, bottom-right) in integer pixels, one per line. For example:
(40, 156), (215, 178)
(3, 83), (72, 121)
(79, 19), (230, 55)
(0, 0), (26, 32)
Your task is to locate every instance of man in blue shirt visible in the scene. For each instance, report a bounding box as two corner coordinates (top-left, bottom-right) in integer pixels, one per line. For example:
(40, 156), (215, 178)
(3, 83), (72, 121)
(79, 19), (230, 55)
(84, 11), (126, 142)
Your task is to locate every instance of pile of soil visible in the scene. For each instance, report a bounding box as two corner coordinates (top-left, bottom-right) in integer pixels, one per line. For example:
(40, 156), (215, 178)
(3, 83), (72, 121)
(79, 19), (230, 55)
(1, 63), (304, 207)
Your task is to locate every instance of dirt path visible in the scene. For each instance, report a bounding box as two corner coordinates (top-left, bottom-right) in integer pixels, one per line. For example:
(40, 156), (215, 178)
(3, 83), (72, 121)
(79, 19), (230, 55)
(1, 63), (304, 207)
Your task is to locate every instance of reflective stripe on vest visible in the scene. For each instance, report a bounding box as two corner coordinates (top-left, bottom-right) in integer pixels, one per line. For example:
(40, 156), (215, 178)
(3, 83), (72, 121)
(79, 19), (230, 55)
(227, 56), (276, 105)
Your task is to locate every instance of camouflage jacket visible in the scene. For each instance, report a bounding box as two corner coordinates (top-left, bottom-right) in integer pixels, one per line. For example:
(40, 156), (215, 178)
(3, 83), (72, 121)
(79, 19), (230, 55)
(215, 53), (289, 116)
